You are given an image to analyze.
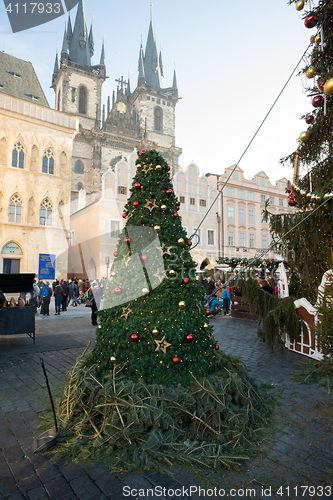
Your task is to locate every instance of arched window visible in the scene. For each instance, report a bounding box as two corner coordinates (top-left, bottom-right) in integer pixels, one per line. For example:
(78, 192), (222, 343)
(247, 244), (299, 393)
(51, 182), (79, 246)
(79, 87), (87, 114)
(40, 198), (52, 226)
(77, 182), (83, 190)
(11, 142), (25, 169)
(9, 194), (22, 223)
(154, 107), (162, 131)
(42, 149), (55, 174)
(75, 160), (82, 173)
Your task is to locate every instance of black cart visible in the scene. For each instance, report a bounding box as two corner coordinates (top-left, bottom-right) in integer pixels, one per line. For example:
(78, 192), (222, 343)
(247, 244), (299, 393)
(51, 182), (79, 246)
(0, 274), (35, 344)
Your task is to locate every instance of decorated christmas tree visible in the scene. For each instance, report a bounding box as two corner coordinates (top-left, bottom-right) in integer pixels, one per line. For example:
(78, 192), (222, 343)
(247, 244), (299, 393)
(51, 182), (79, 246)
(93, 149), (218, 385)
(267, 0), (333, 303)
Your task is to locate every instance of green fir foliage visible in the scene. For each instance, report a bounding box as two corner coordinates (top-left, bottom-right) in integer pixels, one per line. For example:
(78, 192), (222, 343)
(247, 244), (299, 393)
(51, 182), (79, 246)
(41, 347), (272, 473)
(239, 278), (301, 350)
(93, 150), (218, 385)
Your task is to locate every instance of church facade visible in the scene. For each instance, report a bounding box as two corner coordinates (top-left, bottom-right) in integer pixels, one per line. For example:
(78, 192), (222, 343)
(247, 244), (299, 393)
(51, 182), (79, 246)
(51, 1), (182, 206)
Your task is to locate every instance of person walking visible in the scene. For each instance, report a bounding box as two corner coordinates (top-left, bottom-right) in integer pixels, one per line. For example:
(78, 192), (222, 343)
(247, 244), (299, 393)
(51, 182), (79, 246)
(68, 279), (79, 306)
(91, 282), (103, 326)
(221, 286), (232, 315)
(61, 280), (69, 311)
(201, 275), (216, 300)
(40, 281), (52, 316)
(32, 280), (40, 313)
(53, 281), (64, 315)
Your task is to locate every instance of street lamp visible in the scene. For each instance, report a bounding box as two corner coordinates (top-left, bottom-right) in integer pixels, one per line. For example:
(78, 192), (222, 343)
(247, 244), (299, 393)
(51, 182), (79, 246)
(205, 173), (224, 258)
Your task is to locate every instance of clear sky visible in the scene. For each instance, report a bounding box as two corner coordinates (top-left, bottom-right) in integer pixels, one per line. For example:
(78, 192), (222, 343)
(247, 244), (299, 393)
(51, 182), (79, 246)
(0, 0), (314, 184)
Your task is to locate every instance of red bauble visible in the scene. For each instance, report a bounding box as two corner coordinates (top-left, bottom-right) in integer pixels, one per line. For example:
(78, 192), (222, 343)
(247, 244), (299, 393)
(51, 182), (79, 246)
(167, 166), (171, 171)
(288, 197), (297, 207)
(141, 254), (148, 262)
(187, 240), (192, 247)
(186, 334), (194, 343)
(304, 15), (317, 29)
(136, 169), (138, 173)
(305, 115), (314, 124)
(113, 251), (118, 257)
(140, 150), (146, 155)
(122, 212), (127, 219)
(172, 356), (180, 364)
(166, 189), (173, 196)
(134, 182), (141, 190)
(312, 95), (324, 108)
(133, 201), (139, 208)
(130, 333), (139, 342)
(173, 212), (179, 218)
(317, 78), (324, 91)
(214, 344), (220, 350)
(114, 287), (122, 295)
(105, 286), (109, 291)
(183, 278), (189, 284)
(206, 308), (211, 315)
(176, 205), (180, 211)
(124, 237), (131, 244)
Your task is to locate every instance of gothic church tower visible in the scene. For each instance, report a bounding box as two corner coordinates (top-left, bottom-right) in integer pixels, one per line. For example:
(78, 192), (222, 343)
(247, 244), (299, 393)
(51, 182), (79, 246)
(52, 0), (106, 197)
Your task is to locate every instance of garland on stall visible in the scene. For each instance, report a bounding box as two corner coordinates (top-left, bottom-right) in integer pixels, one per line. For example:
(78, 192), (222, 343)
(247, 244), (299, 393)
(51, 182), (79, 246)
(238, 278), (301, 351)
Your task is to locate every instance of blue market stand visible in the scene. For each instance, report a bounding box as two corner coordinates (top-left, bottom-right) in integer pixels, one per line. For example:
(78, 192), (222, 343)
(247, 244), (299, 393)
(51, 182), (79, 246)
(0, 274), (35, 344)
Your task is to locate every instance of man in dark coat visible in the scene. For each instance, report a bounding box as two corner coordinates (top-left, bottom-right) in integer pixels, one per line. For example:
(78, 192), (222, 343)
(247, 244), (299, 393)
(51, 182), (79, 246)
(40, 281), (52, 316)
(61, 280), (70, 311)
(201, 275), (216, 299)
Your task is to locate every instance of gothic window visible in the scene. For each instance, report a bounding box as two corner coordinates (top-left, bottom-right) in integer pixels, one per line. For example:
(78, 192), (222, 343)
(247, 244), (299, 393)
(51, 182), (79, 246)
(9, 194), (22, 223)
(75, 160), (82, 173)
(154, 107), (162, 131)
(11, 142), (25, 169)
(42, 149), (55, 174)
(40, 198), (52, 226)
(79, 86), (87, 114)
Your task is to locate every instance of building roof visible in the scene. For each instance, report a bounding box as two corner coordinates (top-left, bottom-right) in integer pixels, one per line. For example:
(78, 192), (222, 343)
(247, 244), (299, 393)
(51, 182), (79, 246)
(0, 51), (49, 107)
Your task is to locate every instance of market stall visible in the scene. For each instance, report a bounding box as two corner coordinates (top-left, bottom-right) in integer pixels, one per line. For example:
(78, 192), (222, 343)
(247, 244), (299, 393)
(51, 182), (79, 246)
(0, 273), (35, 344)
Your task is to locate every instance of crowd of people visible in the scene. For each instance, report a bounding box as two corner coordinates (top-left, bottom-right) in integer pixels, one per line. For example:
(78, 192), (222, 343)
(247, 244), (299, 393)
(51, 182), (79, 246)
(200, 275), (232, 318)
(30, 277), (106, 325)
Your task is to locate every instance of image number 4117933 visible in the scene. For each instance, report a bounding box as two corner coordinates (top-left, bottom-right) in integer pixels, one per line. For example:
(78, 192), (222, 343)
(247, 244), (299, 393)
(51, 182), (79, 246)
(3, 0), (79, 33)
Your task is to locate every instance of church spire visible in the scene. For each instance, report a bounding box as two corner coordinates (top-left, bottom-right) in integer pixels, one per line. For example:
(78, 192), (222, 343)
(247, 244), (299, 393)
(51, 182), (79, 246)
(67, 13), (73, 50)
(159, 42), (164, 78)
(88, 16), (94, 58)
(100, 36), (105, 66)
(138, 37), (145, 86)
(68, 0), (91, 67)
(143, 4), (162, 87)
(126, 71), (131, 95)
(61, 21), (68, 54)
(172, 62), (178, 89)
(53, 47), (59, 74)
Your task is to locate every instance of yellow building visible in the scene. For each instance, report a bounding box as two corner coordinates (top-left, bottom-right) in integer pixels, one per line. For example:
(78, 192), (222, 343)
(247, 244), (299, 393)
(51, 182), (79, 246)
(0, 52), (79, 278)
(68, 152), (295, 280)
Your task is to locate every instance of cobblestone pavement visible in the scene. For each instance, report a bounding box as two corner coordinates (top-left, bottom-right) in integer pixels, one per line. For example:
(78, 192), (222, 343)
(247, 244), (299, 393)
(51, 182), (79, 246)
(0, 304), (332, 500)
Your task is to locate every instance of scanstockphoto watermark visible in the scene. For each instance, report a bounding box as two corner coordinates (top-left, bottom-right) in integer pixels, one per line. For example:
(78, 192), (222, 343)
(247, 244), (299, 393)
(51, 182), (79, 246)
(122, 485), (260, 497)
(3, 0), (79, 33)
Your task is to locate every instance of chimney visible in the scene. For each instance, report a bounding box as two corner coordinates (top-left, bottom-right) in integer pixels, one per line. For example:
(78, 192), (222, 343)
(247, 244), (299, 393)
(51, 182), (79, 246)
(78, 188), (86, 210)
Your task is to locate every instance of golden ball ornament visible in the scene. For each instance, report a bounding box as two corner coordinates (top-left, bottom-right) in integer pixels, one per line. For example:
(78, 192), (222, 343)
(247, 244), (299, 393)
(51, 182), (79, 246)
(110, 356), (116, 363)
(196, 276), (200, 282)
(315, 34), (321, 44)
(306, 66), (317, 78)
(154, 225), (161, 232)
(193, 261), (198, 266)
(155, 165), (162, 171)
(324, 77), (333, 96)
(168, 269), (176, 276)
(295, 0), (305, 11)
(203, 323), (209, 329)
(110, 271), (116, 277)
(177, 238), (185, 246)
(299, 131), (310, 142)
(152, 328), (159, 335)
(142, 287), (149, 295)
(161, 205), (167, 212)
(178, 300), (186, 309)
(137, 164), (142, 169)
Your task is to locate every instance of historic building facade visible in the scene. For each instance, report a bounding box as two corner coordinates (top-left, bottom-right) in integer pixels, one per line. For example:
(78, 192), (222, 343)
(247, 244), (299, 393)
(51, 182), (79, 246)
(51, 1), (182, 206)
(0, 52), (78, 277)
(68, 152), (294, 280)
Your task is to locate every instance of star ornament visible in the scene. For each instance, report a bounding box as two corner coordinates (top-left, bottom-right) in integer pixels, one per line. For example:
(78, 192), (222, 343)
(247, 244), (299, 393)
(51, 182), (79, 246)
(123, 252), (132, 267)
(152, 269), (167, 284)
(157, 242), (173, 257)
(120, 305), (133, 319)
(143, 199), (158, 213)
(154, 336), (171, 354)
(141, 164), (153, 174)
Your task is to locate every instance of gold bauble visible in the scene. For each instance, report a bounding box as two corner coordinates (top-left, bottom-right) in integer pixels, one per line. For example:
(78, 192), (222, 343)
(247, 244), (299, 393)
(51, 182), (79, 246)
(295, 0), (305, 11)
(315, 34), (321, 44)
(137, 164), (142, 169)
(177, 238), (184, 246)
(169, 269), (176, 276)
(155, 165), (162, 171)
(110, 271), (116, 277)
(152, 328), (159, 335)
(193, 261), (198, 266)
(161, 205), (167, 212)
(299, 131), (310, 142)
(196, 276), (200, 282)
(154, 225), (161, 232)
(110, 356), (116, 363)
(324, 77), (333, 96)
(178, 300), (186, 309)
(142, 287), (149, 295)
(306, 66), (317, 78)
(203, 323), (209, 329)
(216, 258), (219, 263)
